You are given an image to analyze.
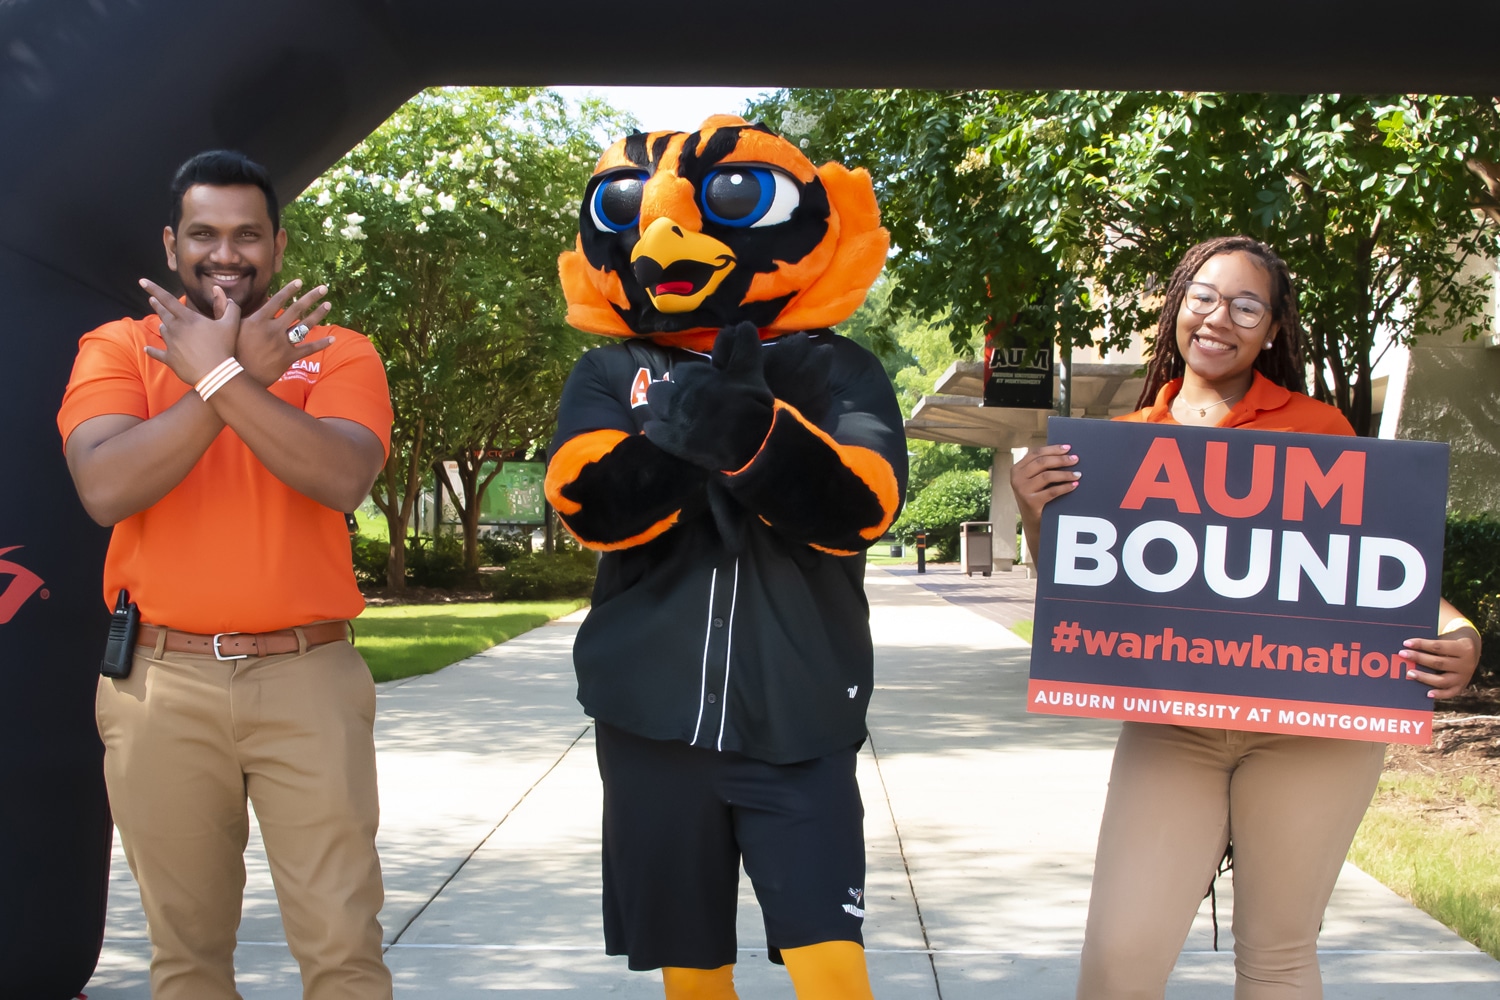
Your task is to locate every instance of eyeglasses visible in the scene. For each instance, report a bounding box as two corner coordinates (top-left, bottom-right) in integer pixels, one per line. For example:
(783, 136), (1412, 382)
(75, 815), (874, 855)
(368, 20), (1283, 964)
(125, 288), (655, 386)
(1182, 282), (1269, 328)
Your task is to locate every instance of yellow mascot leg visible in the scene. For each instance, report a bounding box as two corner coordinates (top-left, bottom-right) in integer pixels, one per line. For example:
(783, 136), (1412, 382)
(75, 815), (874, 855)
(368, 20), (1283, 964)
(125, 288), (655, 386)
(781, 940), (876, 999)
(662, 964), (739, 1000)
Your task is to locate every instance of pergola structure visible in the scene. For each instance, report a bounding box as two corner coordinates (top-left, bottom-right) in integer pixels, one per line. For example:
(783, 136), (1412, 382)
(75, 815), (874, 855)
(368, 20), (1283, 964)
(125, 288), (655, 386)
(905, 361), (1146, 567)
(4, 2), (1499, 993)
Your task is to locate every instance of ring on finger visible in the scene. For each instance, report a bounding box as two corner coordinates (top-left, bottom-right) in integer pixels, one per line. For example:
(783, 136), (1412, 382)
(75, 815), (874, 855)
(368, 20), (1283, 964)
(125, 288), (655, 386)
(287, 323), (310, 345)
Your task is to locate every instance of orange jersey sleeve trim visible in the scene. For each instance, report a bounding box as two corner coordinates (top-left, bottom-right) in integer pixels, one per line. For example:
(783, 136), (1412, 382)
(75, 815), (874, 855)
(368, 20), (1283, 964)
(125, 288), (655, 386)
(545, 429), (631, 515)
(809, 543), (861, 557)
(729, 401), (901, 540)
(576, 510), (681, 552)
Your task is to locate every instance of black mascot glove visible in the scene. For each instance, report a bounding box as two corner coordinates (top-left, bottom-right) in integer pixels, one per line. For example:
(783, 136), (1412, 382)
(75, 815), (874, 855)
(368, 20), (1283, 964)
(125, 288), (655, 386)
(644, 321), (775, 472)
(761, 331), (835, 425)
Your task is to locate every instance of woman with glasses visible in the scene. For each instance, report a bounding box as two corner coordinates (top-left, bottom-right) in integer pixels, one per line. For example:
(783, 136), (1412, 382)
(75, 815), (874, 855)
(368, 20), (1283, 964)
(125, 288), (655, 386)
(1012, 235), (1480, 999)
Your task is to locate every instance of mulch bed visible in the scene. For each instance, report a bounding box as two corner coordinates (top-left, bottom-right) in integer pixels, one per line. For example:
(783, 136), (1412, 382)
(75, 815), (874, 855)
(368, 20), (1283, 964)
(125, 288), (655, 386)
(1384, 686), (1500, 786)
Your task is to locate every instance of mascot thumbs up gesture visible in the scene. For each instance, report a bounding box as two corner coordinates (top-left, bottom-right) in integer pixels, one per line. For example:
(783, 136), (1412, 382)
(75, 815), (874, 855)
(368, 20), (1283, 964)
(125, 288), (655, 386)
(545, 115), (907, 1000)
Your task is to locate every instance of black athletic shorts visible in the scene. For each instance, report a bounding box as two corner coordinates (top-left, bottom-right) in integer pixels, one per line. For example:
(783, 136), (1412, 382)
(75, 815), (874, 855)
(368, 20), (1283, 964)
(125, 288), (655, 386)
(594, 722), (867, 971)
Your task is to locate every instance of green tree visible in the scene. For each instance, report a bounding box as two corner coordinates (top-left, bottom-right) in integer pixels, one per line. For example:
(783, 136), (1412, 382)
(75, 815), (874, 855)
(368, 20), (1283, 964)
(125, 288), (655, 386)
(284, 87), (628, 587)
(751, 90), (1500, 435)
(840, 276), (991, 498)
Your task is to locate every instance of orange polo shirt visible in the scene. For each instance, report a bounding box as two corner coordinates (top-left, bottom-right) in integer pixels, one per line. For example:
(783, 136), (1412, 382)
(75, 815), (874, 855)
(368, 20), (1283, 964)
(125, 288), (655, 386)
(57, 314), (393, 634)
(1119, 372), (1354, 436)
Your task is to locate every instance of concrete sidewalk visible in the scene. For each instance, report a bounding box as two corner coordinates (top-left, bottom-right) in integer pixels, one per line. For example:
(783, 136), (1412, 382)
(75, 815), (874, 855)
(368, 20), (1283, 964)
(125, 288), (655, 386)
(85, 566), (1500, 997)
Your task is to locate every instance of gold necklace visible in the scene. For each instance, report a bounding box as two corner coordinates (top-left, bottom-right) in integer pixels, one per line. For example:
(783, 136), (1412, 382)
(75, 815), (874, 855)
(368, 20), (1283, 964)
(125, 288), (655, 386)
(1174, 391), (1240, 418)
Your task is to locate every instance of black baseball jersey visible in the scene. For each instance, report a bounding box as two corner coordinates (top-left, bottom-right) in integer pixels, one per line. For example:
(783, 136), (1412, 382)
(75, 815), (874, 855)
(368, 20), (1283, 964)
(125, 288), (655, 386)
(546, 332), (907, 764)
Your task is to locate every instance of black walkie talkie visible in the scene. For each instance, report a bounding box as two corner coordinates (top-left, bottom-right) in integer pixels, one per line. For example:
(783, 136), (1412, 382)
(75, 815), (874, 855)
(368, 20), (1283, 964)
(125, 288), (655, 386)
(100, 589), (140, 679)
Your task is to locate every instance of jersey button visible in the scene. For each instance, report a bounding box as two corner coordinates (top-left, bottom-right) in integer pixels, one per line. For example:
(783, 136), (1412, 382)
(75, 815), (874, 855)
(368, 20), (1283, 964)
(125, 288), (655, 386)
(707, 693), (717, 704)
(712, 617), (724, 628)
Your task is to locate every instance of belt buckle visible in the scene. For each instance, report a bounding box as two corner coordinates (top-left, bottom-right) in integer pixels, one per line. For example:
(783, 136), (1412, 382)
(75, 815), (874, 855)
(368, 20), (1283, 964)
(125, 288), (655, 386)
(212, 632), (249, 661)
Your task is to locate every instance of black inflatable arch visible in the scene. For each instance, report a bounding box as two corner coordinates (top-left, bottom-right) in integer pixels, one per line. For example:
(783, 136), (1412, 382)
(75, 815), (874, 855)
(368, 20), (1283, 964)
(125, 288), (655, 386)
(4, 1), (1499, 994)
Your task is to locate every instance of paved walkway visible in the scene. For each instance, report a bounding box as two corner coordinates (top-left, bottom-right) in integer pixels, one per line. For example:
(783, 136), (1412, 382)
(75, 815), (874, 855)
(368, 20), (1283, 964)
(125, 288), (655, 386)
(85, 566), (1500, 997)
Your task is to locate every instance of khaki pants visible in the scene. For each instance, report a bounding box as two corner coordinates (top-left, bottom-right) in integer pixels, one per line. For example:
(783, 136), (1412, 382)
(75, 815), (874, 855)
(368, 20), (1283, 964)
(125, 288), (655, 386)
(1077, 723), (1385, 1000)
(96, 634), (392, 1000)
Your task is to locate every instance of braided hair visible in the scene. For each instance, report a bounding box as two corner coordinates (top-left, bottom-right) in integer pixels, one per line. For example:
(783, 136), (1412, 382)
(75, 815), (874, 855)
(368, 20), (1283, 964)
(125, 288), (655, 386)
(1135, 236), (1307, 409)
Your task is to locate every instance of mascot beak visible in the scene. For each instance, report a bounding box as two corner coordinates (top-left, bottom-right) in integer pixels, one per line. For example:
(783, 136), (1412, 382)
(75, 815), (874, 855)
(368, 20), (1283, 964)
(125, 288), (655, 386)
(630, 217), (737, 314)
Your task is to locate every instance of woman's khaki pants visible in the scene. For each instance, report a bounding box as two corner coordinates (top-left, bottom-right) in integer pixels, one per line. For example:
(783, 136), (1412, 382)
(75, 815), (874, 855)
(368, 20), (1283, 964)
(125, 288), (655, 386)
(1076, 722), (1385, 1000)
(96, 636), (392, 1000)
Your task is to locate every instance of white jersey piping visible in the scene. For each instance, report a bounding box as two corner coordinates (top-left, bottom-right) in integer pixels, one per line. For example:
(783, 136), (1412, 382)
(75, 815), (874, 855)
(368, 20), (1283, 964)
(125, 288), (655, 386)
(716, 558), (741, 751)
(689, 567), (718, 745)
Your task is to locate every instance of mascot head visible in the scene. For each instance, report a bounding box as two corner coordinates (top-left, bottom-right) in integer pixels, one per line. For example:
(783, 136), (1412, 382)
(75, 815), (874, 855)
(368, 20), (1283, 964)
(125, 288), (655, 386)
(559, 115), (888, 351)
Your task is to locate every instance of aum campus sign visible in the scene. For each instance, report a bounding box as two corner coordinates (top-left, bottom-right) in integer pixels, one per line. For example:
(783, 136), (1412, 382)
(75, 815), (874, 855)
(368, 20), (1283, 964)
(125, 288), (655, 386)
(1027, 417), (1449, 745)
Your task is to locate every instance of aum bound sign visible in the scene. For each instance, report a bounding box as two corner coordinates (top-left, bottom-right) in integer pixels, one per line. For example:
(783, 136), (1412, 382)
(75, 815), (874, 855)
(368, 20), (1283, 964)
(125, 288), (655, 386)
(1027, 417), (1449, 744)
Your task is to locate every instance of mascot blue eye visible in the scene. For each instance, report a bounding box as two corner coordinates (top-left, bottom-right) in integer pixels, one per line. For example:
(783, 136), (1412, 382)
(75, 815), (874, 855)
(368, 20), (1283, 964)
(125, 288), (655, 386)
(700, 167), (800, 228)
(590, 171), (648, 233)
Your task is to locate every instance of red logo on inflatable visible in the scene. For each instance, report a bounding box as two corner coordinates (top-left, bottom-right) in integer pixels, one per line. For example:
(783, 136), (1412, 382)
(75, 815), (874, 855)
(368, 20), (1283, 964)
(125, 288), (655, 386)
(0, 545), (48, 624)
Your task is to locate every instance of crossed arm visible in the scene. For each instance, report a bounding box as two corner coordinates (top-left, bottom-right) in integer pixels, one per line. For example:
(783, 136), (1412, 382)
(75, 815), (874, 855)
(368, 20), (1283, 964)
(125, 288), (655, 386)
(66, 281), (383, 525)
(546, 328), (906, 554)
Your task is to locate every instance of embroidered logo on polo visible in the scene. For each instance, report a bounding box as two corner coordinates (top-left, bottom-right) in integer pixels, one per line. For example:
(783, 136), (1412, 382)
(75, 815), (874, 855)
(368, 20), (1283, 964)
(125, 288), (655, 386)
(0, 546), (48, 625)
(843, 887), (865, 918)
(279, 358), (322, 384)
(628, 367), (672, 408)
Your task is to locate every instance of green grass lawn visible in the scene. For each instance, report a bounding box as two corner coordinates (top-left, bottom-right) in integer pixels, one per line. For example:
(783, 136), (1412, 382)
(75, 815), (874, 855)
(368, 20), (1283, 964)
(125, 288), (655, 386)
(866, 551), (959, 567)
(1010, 620), (1033, 643)
(1348, 771), (1500, 959)
(866, 548), (918, 566)
(356, 600), (587, 682)
(354, 509), (388, 541)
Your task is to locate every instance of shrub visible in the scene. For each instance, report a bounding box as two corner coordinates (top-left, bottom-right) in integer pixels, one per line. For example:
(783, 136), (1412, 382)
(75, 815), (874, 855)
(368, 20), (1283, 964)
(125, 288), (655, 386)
(486, 549), (597, 601)
(891, 469), (990, 562)
(351, 534), (389, 585)
(405, 532), (466, 589)
(478, 528), (531, 566)
(1443, 515), (1500, 686)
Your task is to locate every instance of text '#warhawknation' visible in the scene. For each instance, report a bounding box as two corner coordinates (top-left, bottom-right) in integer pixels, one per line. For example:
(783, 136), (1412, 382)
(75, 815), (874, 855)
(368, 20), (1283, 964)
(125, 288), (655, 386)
(1048, 619), (1407, 679)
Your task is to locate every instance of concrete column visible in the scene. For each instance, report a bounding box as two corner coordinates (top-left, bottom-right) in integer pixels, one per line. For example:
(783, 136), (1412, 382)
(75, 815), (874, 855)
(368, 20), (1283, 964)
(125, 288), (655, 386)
(988, 446), (1017, 570)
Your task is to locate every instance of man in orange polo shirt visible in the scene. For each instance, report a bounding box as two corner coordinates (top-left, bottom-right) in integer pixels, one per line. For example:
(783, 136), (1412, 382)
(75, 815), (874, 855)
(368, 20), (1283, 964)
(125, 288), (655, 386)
(57, 150), (393, 1000)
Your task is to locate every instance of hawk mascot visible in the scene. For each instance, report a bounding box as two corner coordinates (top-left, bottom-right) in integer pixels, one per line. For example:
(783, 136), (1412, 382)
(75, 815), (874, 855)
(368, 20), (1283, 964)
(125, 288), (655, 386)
(545, 115), (907, 1000)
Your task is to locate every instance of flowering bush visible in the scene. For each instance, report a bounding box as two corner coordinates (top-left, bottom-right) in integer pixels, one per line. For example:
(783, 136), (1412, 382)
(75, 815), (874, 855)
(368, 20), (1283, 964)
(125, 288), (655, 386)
(283, 88), (634, 588)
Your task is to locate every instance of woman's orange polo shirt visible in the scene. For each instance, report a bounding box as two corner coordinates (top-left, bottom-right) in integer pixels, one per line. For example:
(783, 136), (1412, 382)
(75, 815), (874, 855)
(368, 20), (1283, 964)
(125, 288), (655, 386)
(1119, 371), (1354, 437)
(57, 314), (393, 634)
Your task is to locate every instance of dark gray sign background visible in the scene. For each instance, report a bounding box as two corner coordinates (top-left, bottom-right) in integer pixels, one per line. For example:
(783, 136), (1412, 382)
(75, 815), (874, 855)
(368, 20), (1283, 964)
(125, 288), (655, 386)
(1031, 417), (1449, 712)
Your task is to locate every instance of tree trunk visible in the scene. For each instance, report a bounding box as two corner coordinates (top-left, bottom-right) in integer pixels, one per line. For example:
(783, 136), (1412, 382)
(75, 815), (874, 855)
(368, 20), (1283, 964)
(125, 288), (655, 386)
(447, 450), (503, 580)
(1350, 347), (1374, 437)
(1348, 228), (1379, 437)
(370, 418), (427, 593)
(431, 461), (446, 536)
(385, 521), (407, 590)
(462, 503), (482, 577)
(543, 500), (555, 555)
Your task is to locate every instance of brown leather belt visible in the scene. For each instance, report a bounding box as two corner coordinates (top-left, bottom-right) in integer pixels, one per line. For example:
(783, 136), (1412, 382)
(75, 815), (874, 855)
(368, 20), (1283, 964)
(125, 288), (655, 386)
(136, 621), (351, 660)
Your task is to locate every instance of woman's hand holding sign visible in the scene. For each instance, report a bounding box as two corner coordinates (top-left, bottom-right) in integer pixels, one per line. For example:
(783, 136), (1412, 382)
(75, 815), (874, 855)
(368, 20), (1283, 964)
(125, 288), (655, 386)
(1011, 443), (1080, 565)
(1403, 605), (1481, 699)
